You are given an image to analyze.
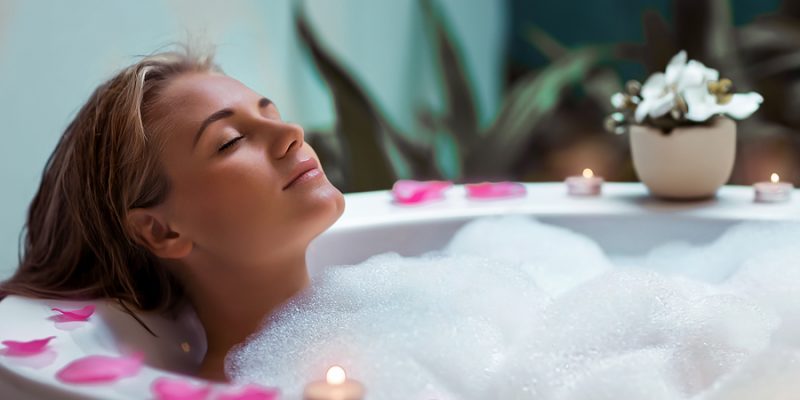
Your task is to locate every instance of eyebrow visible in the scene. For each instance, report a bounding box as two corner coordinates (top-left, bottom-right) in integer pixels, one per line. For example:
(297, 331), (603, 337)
(192, 97), (274, 148)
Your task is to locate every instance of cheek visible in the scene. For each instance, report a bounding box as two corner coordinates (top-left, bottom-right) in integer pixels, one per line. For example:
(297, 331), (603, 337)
(170, 162), (284, 247)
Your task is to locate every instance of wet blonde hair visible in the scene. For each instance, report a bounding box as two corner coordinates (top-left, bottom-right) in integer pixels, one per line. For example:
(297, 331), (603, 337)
(1, 49), (219, 311)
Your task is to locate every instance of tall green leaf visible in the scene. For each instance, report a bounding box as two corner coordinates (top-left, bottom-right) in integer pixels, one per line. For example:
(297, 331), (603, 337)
(433, 131), (462, 180)
(420, 0), (480, 149)
(473, 48), (604, 176)
(527, 25), (568, 61)
(296, 12), (431, 191)
(526, 27), (622, 113)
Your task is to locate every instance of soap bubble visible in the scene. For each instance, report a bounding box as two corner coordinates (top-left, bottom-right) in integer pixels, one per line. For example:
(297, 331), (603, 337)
(225, 217), (800, 399)
(445, 216), (612, 296)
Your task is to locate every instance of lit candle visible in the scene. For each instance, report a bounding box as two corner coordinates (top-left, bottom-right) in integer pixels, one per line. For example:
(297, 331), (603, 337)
(565, 168), (604, 196)
(754, 173), (793, 203)
(303, 365), (365, 400)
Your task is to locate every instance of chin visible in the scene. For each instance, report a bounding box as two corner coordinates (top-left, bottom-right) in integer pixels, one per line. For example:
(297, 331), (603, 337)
(323, 185), (346, 228)
(306, 183), (345, 239)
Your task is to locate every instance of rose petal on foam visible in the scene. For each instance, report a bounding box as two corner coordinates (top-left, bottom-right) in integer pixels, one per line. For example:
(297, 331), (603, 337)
(217, 384), (280, 400)
(391, 180), (452, 205)
(50, 305), (95, 322)
(465, 182), (527, 200)
(56, 353), (143, 384)
(1, 336), (56, 357)
(151, 377), (212, 400)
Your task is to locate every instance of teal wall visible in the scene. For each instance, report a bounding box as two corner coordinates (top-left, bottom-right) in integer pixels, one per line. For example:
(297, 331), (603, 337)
(508, 0), (782, 81)
(0, 0), (507, 278)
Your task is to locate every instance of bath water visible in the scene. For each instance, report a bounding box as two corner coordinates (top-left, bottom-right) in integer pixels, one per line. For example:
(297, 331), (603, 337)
(226, 216), (800, 399)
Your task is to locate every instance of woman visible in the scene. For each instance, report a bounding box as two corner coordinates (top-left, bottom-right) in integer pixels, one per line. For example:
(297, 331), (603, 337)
(0, 49), (345, 380)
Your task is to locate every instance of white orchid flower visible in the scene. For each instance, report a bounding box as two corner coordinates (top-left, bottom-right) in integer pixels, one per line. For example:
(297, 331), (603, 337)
(635, 51), (711, 122)
(632, 50), (762, 123)
(683, 86), (763, 121)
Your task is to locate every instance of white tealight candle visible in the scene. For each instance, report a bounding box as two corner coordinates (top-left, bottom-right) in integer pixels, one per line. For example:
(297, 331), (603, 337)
(754, 173), (793, 203)
(303, 365), (365, 400)
(565, 168), (604, 196)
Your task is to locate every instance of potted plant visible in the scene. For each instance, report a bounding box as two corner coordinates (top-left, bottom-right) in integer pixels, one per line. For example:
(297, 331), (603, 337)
(606, 51), (763, 199)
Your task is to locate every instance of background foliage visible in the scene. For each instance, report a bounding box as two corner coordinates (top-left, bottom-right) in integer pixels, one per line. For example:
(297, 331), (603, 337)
(301, 0), (798, 192)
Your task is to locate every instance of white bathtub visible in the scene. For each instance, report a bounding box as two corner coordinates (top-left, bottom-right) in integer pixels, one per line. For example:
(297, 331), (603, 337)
(1, 183), (798, 399)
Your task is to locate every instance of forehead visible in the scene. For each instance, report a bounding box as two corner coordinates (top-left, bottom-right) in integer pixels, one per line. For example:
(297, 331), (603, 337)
(158, 72), (260, 117)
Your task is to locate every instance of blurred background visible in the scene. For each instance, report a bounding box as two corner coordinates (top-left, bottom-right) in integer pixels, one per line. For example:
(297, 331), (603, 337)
(0, 0), (796, 277)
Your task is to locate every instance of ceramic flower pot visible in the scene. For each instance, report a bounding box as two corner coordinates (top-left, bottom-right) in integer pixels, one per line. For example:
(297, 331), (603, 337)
(629, 116), (736, 199)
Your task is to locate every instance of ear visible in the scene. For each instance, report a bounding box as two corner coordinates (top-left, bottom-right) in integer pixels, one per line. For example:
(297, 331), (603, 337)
(126, 208), (192, 259)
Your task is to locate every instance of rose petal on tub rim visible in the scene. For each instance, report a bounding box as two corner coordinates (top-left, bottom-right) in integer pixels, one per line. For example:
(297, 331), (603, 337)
(50, 305), (96, 321)
(56, 353), (144, 384)
(151, 376), (213, 400)
(466, 182), (527, 199)
(217, 384), (281, 400)
(1, 336), (56, 357)
(392, 180), (453, 205)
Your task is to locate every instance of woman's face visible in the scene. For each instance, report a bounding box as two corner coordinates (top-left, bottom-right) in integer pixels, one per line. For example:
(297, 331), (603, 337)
(153, 72), (344, 268)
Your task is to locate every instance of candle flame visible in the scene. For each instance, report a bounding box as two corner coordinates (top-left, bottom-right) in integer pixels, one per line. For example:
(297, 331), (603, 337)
(771, 173), (780, 183)
(582, 168), (594, 178)
(326, 365), (346, 385)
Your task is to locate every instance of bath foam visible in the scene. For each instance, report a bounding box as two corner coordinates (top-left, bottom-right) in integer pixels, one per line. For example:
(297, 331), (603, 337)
(445, 216), (613, 296)
(488, 270), (778, 399)
(227, 252), (548, 400)
(725, 244), (800, 347)
(226, 217), (800, 400)
(626, 221), (800, 283)
(700, 346), (800, 400)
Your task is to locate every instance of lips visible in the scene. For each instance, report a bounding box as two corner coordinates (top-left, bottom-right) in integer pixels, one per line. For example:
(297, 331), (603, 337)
(283, 158), (321, 190)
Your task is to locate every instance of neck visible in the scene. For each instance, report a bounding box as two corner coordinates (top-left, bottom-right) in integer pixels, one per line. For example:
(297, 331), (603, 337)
(180, 251), (310, 379)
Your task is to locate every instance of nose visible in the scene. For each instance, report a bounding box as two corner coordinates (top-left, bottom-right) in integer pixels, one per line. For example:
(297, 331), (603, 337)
(269, 121), (305, 159)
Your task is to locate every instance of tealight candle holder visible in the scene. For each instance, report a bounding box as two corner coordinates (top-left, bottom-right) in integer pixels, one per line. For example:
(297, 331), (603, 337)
(303, 365), (365, 400)
(566, 168), (604, 196)
(754, 173), (793, 203)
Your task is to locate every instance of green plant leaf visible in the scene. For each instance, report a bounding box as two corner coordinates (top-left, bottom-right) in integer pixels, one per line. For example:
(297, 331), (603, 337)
(524, 26), (622, 113)
(420, 0), (479, 150)
(474, 48), (605, 176)
(432, 131), (462, 180)
(295, 11), (432, 191)
(415, 107), (443, 133)
(526, 25), (568, 61)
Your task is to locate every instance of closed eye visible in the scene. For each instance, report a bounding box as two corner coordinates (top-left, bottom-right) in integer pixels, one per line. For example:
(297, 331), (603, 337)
(217, 136), (244, 153)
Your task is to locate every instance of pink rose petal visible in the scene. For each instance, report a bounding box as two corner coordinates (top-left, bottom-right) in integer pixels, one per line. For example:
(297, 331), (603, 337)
(151, 377), (212, 400)
(217, 384), (280, 400)
(465, 182), (526, 200)
(50, 305), (95, 322)
(56, 353), (143, 384)
(392, 180), (453, 205)
(1, 336), (56, 357)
